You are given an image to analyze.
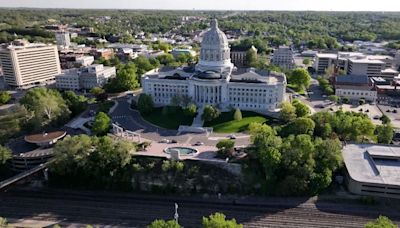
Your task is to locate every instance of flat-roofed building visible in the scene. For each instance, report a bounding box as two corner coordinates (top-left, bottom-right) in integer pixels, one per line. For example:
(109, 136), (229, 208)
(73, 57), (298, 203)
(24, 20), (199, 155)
(0, 39), (61, 88)
(334, 75), (377, 101)
(343, 144), (400, 199)
(55, 64), (116, 90)
(271, 46), (295, 70)
(347, 58), (386, 78)
(55, 31), (71, 48)
(314, 53), (337, 74)
(230, 45), (257, 68)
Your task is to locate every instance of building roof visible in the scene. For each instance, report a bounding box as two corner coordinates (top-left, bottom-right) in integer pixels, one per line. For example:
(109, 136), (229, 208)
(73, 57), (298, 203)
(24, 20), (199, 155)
(336, 75), (369, 85)
(349, 58), (385, 64)
(343, 144), (400, 187)
(24, 131), (66, 144)
(316, 53), (337, 59)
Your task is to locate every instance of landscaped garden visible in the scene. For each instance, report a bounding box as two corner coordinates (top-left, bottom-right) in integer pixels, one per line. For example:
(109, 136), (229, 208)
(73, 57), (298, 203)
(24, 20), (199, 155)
(142, 107), (194, 130)
(204, 110), (277, 133)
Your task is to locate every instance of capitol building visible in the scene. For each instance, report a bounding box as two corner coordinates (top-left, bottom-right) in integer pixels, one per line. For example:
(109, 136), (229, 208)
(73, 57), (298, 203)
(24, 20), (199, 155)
(142, 19), (287, 113)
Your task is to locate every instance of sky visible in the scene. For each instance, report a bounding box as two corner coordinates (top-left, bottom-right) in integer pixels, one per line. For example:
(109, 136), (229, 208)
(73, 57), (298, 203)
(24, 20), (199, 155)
(0, 0), (400, 11)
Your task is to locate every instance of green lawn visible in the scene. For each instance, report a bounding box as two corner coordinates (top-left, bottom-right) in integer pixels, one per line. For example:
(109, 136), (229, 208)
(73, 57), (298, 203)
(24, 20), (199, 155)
(204, 111), (277, 133)
(142, 107), (194, 130)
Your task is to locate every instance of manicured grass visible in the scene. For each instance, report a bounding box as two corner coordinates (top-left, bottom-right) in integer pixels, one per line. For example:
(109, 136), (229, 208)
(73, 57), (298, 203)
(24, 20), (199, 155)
(204, 111), (277, 133)
(143, 107), (193, 130)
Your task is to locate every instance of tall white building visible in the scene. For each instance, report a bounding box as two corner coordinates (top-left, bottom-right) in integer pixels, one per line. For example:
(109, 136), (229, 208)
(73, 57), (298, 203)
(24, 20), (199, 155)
(142, 20), (287, 113)
(55, 31), (71, 48)
(314, 52), (395, 78)
(0, 40), (61, 88)
(271, 46), (295, 69)
(55, 64), (116, 90)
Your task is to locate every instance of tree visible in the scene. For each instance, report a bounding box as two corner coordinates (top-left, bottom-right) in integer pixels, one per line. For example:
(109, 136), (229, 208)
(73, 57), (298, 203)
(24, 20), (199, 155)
(381, 115), (391, 125)
(302, 58), (311, 66)
(280, 117), (315, 136)
(0, 91), (11, 105)
(279, 134), (316, 195)
(0, 217), (10, 228)
(63, 91), (87, 116)
(202, 213), (243, 228)
(375, 124), (394, 144)
(148, 219), (181, 228)
(0, 144), (11, 165)
(90, 87), (105, 96)
(51, 135), (134, 180)
(289, 68), (312, 91)
(202, 105), (220, 122)
(279, 102), (296, 122)
(341, 97), (350, 104)
(137, 93), (154, 115)
(328, 95), (339, 103)
(134, 56), (156, 76)
(92, 112), (111, 136)
(105, 63), (139, 93)
(183, 103), (197, 117)
(292, 99), (310, 117)
(365, 216), (397, 228)
(233, 108), (242, 121)
(248, 123), (282, 187)
(20, 88), (70, 130)
(246, 48), (258, 67)
(216, 139), (235, 158)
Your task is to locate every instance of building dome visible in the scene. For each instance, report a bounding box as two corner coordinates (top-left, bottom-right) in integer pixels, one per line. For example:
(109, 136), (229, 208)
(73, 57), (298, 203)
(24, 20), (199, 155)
(201, 19), (228, 48)
(196, 19), (233, 76)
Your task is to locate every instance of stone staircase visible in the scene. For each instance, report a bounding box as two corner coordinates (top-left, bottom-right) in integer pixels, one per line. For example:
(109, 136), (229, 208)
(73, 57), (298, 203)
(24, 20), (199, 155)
(191, 105), (204, 127)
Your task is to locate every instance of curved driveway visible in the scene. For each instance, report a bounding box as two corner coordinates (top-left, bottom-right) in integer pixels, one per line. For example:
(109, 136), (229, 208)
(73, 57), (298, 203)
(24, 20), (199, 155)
(110, 97), (251, 147)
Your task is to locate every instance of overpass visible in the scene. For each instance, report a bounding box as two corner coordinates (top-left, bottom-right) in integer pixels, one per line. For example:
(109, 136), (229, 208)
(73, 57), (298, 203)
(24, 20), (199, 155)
(0, 160), (53, 191)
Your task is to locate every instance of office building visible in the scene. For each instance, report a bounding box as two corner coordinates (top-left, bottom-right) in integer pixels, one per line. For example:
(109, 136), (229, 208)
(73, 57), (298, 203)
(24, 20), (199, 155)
(55, 64), (116, 90)
(230, 45), (257, 68)
(334, 75), (377, 101)
(0, 40), (61, 88)
(55, 31), (71, 48)
(271, 46), (295, 69)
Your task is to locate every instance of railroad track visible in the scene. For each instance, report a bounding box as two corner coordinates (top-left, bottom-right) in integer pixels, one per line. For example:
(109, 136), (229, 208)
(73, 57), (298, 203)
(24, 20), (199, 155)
(1, 189), (399, 227)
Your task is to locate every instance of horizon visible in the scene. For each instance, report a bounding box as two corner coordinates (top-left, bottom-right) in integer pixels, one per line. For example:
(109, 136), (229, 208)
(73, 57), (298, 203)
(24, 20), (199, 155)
(1, 0), (400, 12)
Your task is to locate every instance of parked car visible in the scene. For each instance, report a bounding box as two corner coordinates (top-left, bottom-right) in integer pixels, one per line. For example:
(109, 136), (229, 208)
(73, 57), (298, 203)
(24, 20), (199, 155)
(228, 134), (237, 139)
(159, 139), (170, 143)
(169, 139), (177, 144)
(373, 115), (380, 120)
(193, 141), (204, 146)
(393, 110), (398, 113)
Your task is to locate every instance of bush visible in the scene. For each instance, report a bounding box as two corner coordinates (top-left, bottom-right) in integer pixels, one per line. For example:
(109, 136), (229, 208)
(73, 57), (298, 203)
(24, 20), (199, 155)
(341, 97), (350, 104)
(359, 98), (366, 105)
(216, 139), (235, 158)
(0, 91), (11, 105)
(233, 108), (242, 121)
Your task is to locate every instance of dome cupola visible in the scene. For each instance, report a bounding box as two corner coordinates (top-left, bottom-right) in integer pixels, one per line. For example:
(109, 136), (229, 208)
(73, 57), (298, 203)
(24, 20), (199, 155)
(196, 19), (233, 76)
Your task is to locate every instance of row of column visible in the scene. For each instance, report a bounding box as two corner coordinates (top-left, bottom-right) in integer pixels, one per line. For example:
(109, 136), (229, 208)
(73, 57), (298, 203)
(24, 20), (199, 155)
(195, 85), (222, 104)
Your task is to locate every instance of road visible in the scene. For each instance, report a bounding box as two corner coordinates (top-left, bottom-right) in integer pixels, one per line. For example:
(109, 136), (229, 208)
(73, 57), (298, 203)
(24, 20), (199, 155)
(1, 188), (399, 227)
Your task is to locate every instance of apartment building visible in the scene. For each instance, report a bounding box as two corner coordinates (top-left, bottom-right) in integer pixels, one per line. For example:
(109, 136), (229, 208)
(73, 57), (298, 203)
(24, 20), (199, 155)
(55, 64), (116, 90)
(0, 40), (61, 88)
(271, 46), (295, 69)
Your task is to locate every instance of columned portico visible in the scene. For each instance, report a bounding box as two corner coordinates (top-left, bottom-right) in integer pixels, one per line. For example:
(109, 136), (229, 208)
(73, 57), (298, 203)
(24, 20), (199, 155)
(192, 83), (225, 105)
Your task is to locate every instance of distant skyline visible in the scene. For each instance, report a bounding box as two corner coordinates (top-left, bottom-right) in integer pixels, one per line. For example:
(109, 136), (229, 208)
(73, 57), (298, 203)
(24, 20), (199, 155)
(1, 0), (400, 11)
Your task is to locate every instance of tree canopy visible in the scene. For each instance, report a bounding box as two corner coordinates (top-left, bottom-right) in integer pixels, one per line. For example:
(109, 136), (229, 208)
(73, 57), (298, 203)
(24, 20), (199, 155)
(20, 88), (70, 130)
(92, 112), (111, 136)
(202, 213), (243, 228)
